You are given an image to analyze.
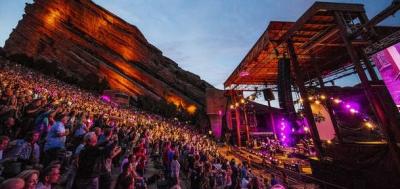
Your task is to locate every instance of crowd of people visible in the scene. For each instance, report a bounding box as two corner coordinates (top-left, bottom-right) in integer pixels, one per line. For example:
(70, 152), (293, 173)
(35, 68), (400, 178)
(0, 59), (288, 189)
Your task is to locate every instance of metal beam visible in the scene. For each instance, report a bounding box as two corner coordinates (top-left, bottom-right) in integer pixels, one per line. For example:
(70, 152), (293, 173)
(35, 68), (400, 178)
(336, 10), (400, 174)
(350, 0), (400, 39)
(287, 39), (323, 159)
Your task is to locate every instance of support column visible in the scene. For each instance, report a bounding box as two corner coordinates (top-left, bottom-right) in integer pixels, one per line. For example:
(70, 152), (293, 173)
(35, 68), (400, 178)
(287, 39), (323, 159)
(235, 108), (242, 147)
(357, 11), (378, 40)
(359, 50), (379, 81)
(226, 107), (233, 145)
(243, 106), (250, 145)
(270, 113), (278, 140)
(356, 12), (379, 82)
(335, 11), (400, 173)
(311, 57), (343, 144)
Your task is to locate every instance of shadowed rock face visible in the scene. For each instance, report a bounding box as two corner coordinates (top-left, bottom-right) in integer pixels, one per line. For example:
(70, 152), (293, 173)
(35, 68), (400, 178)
(4, 0), (213, 112)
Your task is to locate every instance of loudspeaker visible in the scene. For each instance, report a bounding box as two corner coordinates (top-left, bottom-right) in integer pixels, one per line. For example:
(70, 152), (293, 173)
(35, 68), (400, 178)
(263, 88), (275, 101)
(277, 58), (295, 114)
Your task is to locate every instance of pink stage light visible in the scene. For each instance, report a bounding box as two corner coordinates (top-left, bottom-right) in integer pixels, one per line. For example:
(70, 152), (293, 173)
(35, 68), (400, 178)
(101, 95), (111, 102)
(239, 71), (249, 77)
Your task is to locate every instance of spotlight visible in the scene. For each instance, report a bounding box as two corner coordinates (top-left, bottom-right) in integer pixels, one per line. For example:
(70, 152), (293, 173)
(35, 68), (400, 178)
(303, 127), (309, 132)
(230, 104), (234, 109)
(235, 102), (239, 107)
(349, 108), (358, 114)
(240, 98), (245, 104)
(308, 96), (313, 101)
(333, 99), (342, 104)
(315, 100), (321, 105)
(326, 140), (332, 144)
(320, 95), (326, 100)
(365, 122), (374, 129)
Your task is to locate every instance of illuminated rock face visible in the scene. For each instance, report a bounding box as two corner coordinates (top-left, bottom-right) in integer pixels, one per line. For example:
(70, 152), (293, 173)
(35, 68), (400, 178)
(4, 0), (212, 110)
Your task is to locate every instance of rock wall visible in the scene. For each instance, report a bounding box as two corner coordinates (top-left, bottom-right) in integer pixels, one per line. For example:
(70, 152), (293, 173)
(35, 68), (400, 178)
(4, 0), (213, 112)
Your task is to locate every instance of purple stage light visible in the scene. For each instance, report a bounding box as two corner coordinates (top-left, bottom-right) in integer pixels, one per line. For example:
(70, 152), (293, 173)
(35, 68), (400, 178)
(101, 95), (111, 102)
(279, 117), (293, 146)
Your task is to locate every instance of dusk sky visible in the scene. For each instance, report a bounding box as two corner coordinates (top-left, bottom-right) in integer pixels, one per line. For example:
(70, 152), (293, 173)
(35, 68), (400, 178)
(0, 0), (398, 89)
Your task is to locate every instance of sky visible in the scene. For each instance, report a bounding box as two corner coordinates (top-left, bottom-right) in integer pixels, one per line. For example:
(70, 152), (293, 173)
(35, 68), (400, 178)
(0, 0), (399, 90)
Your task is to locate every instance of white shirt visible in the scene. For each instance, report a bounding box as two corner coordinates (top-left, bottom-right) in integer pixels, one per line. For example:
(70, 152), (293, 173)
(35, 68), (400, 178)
(240, 178), (249, 189)
(171, 159), (180, 177)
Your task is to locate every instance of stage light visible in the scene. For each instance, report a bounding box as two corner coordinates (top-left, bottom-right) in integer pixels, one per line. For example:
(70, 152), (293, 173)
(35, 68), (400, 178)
(320, 95), (326, 100)
(303, 127), (309, 132)
(326, 140), (332, 144)
(315, 100), (321, 104)
(240, 98), (245, 104)
(230, 104), (234, 109)
(308, 96), (313, 101)
(365, 121), (374, 129)
(235, 102), (239, 107)
(291, 128), (295, 132)
(333, 98), (341, 104)
(345, 104), (351, 109)
(349, 108), (358, 114)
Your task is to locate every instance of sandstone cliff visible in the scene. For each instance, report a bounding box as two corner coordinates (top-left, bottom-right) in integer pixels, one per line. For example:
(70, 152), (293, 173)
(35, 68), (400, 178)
(4, 0), (213, 112)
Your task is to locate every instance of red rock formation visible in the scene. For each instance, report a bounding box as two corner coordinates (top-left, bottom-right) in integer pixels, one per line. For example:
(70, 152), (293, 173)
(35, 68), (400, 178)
(4, 0), (212, 112)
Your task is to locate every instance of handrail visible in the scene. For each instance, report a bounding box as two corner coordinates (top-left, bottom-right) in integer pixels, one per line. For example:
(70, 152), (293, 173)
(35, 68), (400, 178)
(231, 146), (347, 189)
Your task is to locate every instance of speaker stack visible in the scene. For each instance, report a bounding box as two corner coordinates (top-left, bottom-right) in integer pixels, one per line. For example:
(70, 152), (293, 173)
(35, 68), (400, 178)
(277, 58), (296, 114)
(263, 88), (275, 101)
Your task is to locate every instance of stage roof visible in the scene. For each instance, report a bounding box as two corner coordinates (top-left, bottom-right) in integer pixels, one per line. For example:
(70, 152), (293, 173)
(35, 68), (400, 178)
(224, 1), (397, 89)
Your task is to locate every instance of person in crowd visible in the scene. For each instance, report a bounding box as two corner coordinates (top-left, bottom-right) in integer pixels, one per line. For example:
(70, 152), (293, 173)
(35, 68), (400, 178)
(120, 154), (135, 173)
(170, 154), (180, 186)
(240, 176), (250, 189)
(0, 61), (291, 189)
(170, 176), (181, 189)
(73, 132), (121, 189)
(6, 132), (40, 168)
(271, 173), (280, 186)
(115, 163), (135, 189)
(0, 136), (9, 161)
(43, 113), (69, 166)
(0, 117), (18, 140)
(36, 164), (60, 189)
(16, 169), (39, 189)
(0, 178), (25, 189)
